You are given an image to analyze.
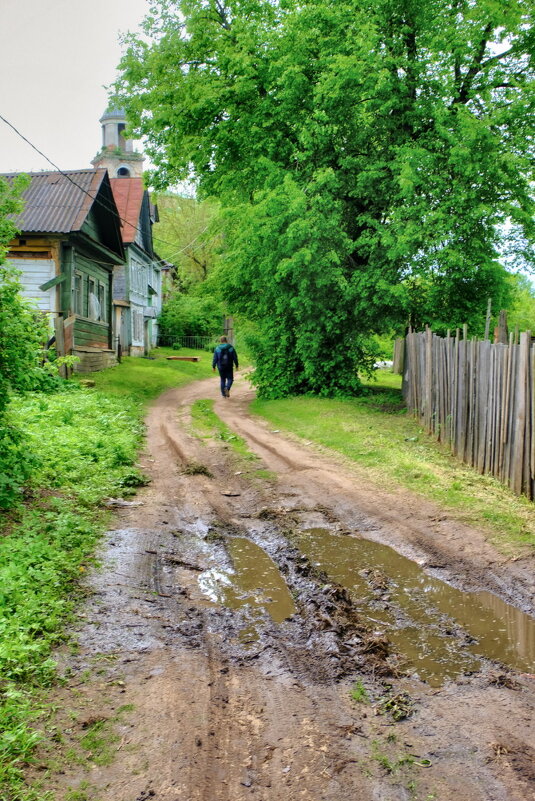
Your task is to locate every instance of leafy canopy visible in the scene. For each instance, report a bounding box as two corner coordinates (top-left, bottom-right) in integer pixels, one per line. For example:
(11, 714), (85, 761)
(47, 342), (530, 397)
(116, 0), (535, 396)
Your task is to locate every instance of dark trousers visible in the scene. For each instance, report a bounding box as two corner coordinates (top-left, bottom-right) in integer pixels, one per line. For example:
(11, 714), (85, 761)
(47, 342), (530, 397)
(219, 368), (234, 396)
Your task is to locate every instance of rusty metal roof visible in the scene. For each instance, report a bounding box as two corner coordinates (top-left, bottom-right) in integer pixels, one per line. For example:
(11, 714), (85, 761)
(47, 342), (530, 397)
(110, 177), (145, 244)
(1, 169), (111, 234)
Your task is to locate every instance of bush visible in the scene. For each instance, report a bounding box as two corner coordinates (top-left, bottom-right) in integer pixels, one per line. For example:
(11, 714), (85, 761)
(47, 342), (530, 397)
(0, 418), (40, 510)
(158, 291), (222, 345)
(0, 263), (50, 413)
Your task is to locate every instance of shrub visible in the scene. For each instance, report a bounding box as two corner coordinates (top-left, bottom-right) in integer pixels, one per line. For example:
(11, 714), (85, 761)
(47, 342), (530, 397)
(158, 291), (222, 345)
(0, 418), (40, 510)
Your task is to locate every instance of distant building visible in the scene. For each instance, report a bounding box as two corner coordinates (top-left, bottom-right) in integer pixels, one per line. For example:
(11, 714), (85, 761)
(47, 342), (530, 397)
(91, 108), (144, 179)
(3, 169), (124, 372)
(93, 108), (162, 356)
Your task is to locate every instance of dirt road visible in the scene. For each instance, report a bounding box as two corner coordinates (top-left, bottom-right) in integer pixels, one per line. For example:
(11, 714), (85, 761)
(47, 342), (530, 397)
(40, 376), (535, 801)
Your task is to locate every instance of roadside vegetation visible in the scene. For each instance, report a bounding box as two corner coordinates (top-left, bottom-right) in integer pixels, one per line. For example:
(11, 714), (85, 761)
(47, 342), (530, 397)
(190, 398), (274, 481)
(0, 350), (213, 801)
(251, 371), (535, 555)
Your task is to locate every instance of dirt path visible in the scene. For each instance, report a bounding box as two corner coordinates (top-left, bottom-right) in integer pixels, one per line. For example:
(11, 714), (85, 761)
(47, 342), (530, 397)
(38, 376), (535, 801)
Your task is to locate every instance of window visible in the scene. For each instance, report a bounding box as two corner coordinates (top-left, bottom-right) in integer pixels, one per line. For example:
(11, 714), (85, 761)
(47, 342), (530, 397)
(88, 277), (100, 320)
(98, 282), (108, 322)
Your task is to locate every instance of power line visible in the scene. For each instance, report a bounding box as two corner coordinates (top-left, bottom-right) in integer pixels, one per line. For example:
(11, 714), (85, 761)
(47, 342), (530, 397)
(0, 112), (212, 263)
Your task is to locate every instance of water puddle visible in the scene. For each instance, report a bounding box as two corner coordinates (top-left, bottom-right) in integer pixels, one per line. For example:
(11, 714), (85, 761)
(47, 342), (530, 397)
(198, 537), (296, 629)
(297, 528), (535, 685)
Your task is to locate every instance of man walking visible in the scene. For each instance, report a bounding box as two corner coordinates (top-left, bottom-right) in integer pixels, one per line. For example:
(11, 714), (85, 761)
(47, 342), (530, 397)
(212, 336), (239, 398)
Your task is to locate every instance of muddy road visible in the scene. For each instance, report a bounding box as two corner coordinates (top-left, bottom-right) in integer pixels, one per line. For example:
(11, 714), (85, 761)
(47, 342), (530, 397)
(42, 376), (535, 801)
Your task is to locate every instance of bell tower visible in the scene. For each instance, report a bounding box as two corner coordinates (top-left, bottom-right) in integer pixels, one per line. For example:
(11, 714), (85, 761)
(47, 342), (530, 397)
(92, 108), (144, 178)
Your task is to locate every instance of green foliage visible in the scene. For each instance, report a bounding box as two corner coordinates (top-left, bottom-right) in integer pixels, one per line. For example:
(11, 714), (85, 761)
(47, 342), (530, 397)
(115, 0), (535, 396)
(158, 291), (223, 345)
(0, 417), (41, 510)
(0, 176), (59, 510)
(0, 390), (143, 798)
(152, 193), (223, 290)
(350, 679), (370, 703)
(10, 392), (145, 505)
(0, 264), (50, 408)
(507, 274), (535, 333)
(0, 177), (51, 411)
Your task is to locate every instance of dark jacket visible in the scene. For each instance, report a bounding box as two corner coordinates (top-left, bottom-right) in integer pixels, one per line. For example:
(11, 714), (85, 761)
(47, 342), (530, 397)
(212, 343), (238, 371)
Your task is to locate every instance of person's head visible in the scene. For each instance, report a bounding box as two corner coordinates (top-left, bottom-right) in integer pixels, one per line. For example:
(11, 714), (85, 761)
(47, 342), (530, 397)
(220, 336), (228, 343)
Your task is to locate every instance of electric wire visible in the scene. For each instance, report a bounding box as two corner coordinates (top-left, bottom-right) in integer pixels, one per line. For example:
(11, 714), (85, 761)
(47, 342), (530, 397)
(0, 112), (212, 263)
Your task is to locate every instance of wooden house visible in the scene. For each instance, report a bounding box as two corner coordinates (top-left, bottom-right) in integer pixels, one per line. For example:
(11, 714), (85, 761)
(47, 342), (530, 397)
(4, 169), (125, 372)
(109, 177), (162, 356)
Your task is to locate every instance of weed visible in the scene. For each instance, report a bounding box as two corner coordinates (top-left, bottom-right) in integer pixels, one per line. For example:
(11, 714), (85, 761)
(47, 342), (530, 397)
(205, 528), (226, 544)
(350, 680), (370, 703)
(79, 719), (118, 766)
(378, 691), (414, 721)
(371, 741), (395, 773)
(371, 740), (416, 775)
(183, 461), (214, 477)
(65, 780), (98, 801)
(254, 468), (277, 481)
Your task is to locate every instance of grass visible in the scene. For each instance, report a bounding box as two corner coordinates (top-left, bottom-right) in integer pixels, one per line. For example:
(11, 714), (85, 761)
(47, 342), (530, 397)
(74, 346), (214, 405)
(251, 371), (535, 554)
(190, 398), (267, 475)
(350, 679), (370, 703)
(0, 349), (213, 801)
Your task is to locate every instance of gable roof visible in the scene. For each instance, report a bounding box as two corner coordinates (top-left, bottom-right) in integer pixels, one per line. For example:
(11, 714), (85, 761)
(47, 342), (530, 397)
(109, 177), (145, 244)
(2, 169), (116, 234)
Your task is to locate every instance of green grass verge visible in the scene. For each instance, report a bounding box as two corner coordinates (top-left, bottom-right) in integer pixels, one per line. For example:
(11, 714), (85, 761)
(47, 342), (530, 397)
(190, 399), (275, 480)
(0, 350), (213, 800)
(250, 372), (535, 554)
(74, 346), (214, 405)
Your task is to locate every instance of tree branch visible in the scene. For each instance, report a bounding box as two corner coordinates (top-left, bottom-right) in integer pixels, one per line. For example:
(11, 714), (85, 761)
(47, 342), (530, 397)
(454, 23), (493, 105)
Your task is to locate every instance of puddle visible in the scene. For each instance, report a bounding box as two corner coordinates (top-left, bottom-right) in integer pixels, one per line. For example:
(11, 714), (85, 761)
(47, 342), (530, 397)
(297, 528), (535, 685)
(198, 537), (297, 626)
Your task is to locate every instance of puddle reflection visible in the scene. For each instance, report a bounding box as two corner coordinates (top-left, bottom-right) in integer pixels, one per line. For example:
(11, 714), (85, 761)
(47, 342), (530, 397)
(198, 538), (296, 627)
(298, 528), (535, 685)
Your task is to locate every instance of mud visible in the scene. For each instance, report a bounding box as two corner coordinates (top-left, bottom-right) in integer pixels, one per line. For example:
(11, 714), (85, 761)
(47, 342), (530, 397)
(33, 376), (535, 801)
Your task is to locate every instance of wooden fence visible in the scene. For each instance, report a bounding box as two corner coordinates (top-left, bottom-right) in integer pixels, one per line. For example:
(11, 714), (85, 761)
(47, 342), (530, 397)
(399, 329), (535, 500)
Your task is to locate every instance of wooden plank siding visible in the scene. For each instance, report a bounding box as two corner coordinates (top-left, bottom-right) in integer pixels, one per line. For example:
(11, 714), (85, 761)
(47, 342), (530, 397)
(403, 330), (535, 501)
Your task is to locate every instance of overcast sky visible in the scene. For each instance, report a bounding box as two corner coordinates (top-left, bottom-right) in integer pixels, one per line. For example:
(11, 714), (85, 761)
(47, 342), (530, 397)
(0, 0), (149, 174)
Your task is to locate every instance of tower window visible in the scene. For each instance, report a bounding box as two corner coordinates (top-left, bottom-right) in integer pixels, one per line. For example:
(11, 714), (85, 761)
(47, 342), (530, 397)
(118, 122), (127, 150)
(117, 167), (131, 177)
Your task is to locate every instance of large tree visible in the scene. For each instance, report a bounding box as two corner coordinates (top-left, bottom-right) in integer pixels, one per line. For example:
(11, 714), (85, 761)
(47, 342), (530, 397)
(116, 0), (535, 396)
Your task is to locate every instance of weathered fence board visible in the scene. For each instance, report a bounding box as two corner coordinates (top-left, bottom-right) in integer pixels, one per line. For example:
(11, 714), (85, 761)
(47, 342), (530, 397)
(401, 330), (535, 501)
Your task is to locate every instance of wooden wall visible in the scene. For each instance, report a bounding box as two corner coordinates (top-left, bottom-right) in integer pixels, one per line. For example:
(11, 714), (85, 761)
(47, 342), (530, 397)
(402, 329), (535, 500)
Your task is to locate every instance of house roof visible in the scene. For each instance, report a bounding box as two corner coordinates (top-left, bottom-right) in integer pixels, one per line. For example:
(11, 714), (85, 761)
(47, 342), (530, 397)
(2, 169), (114, 234)
(109, 177), (145, 244)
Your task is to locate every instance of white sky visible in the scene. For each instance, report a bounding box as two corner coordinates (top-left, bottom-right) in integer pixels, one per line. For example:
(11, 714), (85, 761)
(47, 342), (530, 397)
(0, 0), (149, 174)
